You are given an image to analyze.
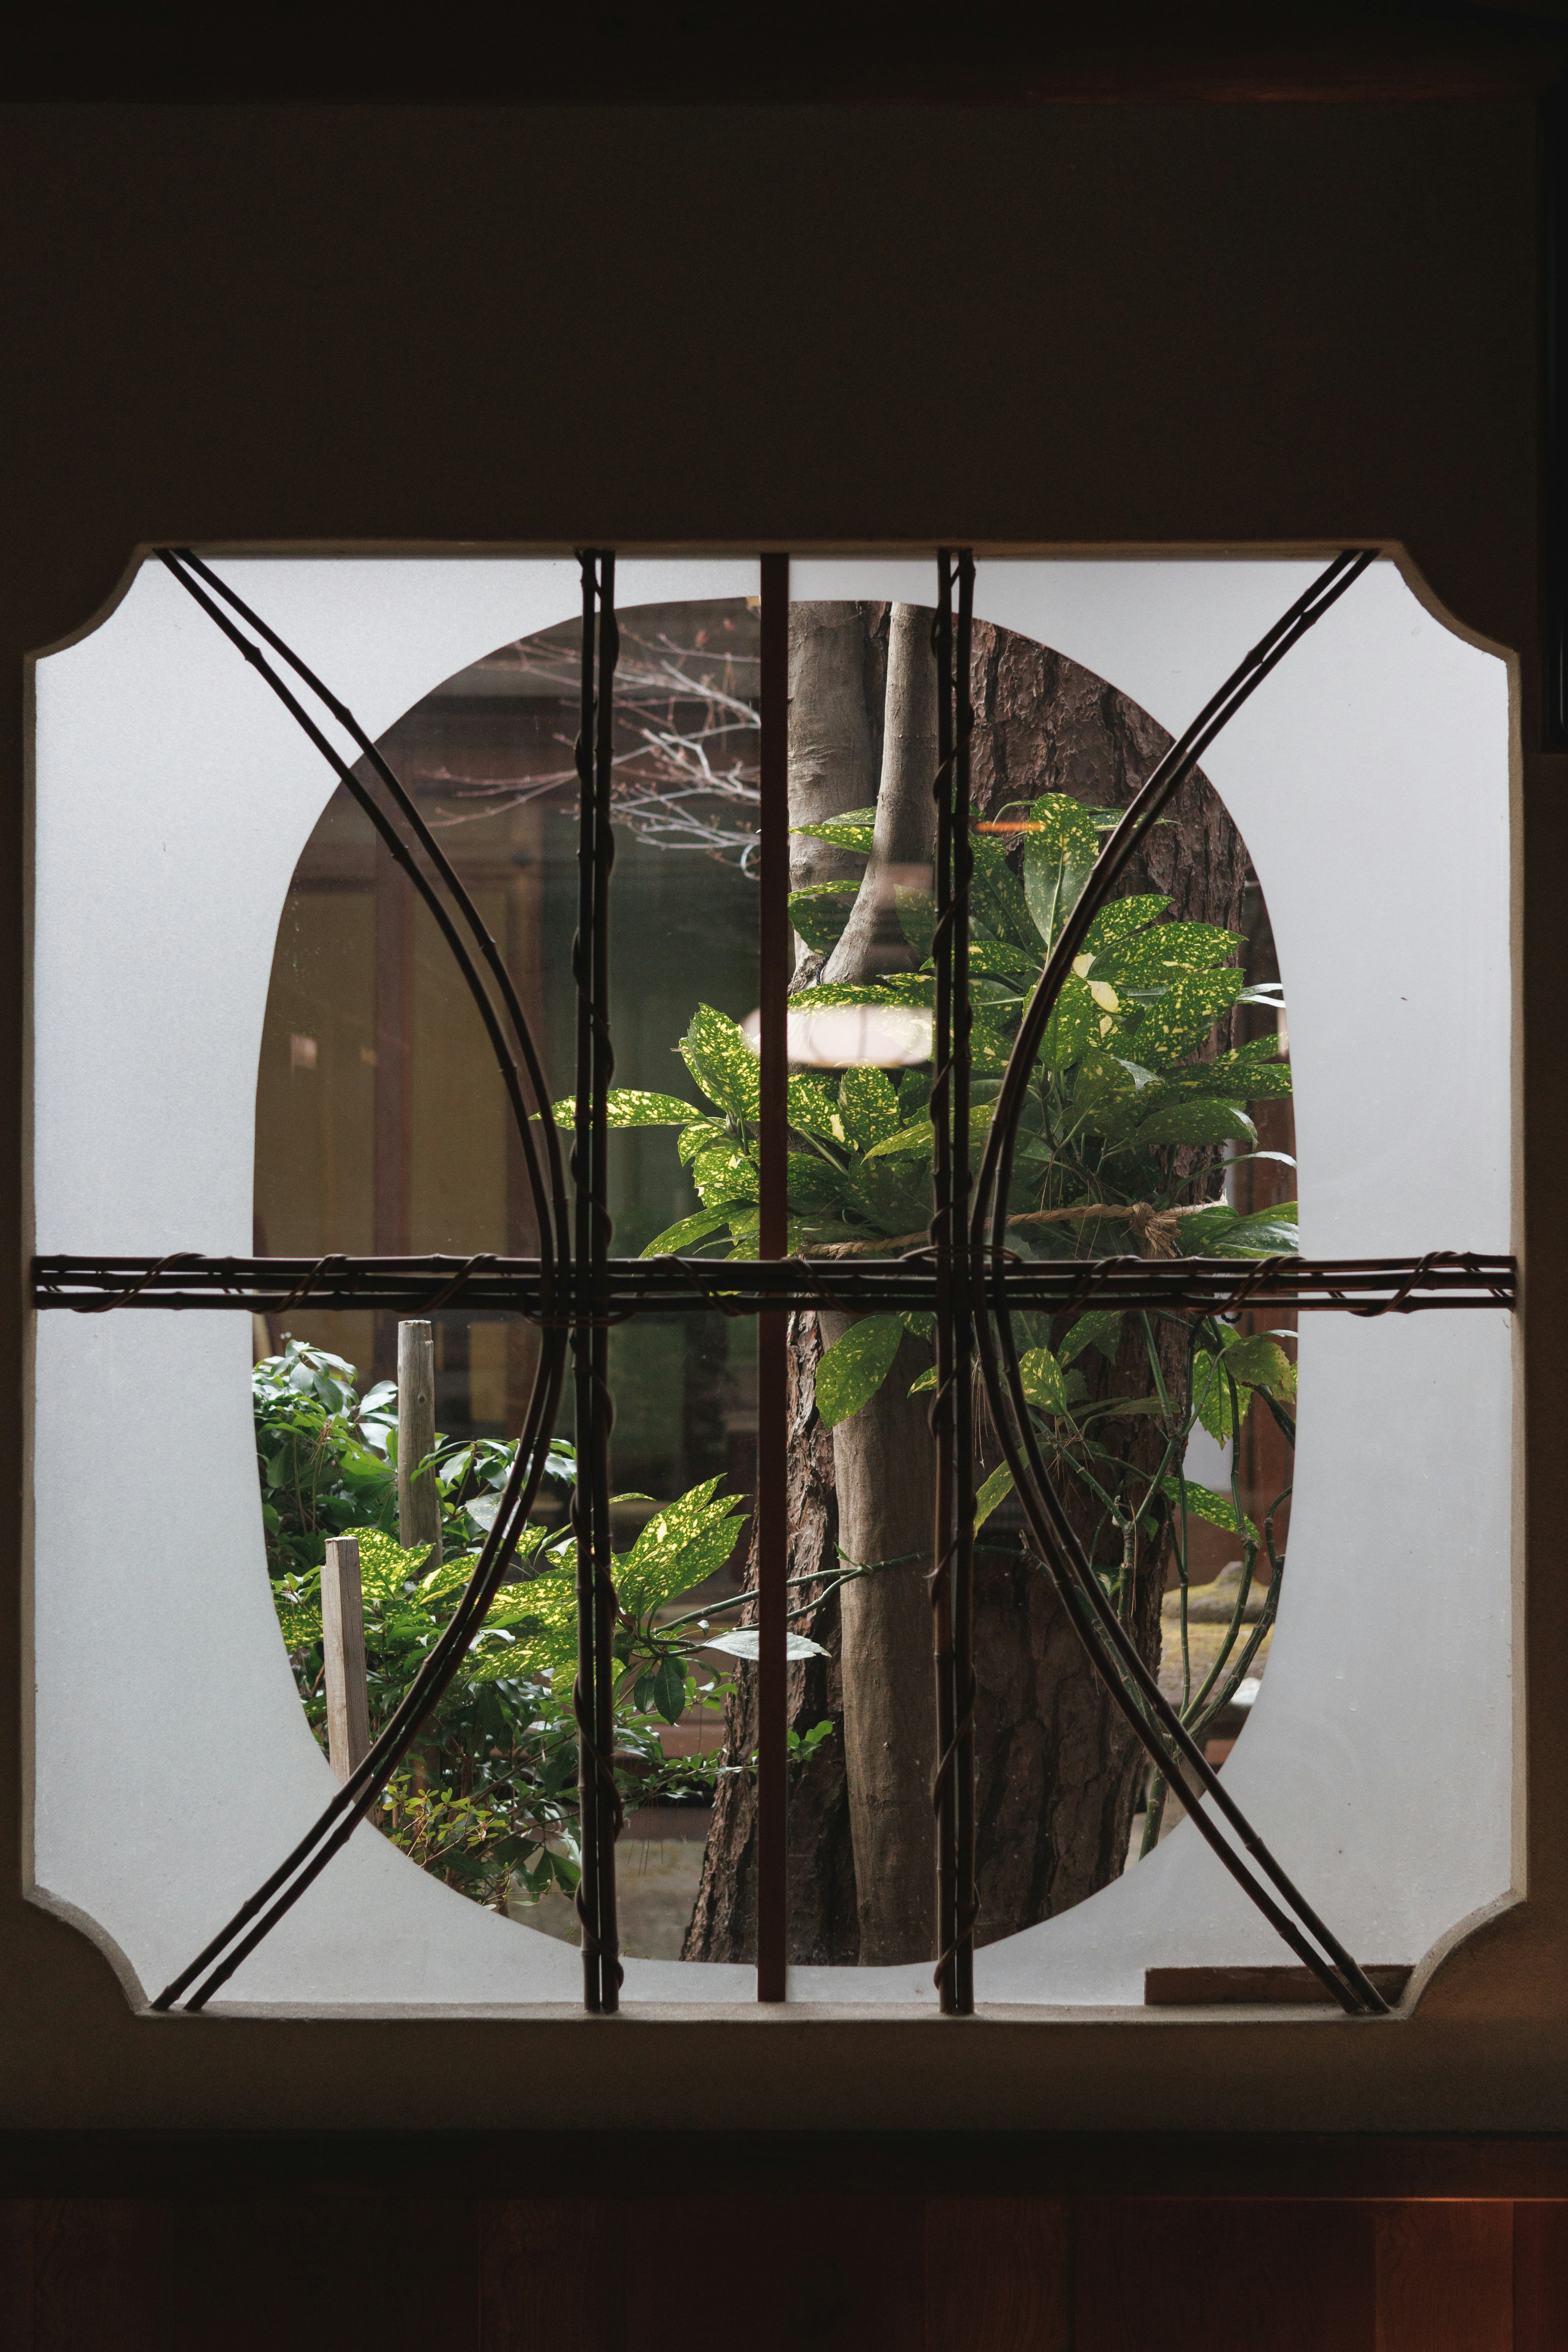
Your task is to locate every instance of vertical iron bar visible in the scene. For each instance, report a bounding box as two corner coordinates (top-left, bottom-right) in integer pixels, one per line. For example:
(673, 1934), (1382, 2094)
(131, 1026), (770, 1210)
(930, 557), (959, 2014)
(756, 552), (791, 2001)
(951, 551), (977, 2015)
(574, 550), (623, 2013)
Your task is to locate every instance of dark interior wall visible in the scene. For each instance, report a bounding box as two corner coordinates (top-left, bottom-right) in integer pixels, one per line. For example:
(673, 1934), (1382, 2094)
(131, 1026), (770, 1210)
(0, 97), (1559, 2138)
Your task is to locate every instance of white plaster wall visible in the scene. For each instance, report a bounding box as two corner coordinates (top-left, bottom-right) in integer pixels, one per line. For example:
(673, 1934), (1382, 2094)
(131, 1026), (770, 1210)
(31, 554), (1512, 2010)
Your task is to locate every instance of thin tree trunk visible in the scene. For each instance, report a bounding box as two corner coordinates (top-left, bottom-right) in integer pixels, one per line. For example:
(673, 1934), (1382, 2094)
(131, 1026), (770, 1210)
(816, 604), (942, 1962)
(787, 601), (888, 988)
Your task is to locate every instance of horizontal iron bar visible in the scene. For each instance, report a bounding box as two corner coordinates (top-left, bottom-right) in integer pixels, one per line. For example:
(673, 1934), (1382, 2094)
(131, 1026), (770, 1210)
(32, 1252), (1516, 1318)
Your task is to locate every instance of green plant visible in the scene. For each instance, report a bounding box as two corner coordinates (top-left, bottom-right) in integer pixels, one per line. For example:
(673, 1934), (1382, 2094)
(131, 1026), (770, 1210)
(260, 1357), (817, 1907)
(254, 1336), (546, 1581)
(550, 791), (1298, 1781)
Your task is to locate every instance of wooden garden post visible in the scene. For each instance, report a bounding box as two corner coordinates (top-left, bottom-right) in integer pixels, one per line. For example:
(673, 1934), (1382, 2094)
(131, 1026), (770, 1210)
(397, 1318), (441, 1564)
(321, 1535), (371, 1782)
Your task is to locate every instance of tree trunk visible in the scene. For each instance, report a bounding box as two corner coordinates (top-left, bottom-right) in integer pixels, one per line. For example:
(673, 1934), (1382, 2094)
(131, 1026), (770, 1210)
(683, 609), (1251, 1967)
(787, 601), (887, 989)
(822, 601), (936, 987)
(815, 604), (942, 1962)
(682, 1312), (859, 1964)
(683, 601), (889, 1965)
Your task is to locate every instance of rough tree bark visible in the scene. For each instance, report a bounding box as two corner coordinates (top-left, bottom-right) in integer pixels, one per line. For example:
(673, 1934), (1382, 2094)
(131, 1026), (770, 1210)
(683, 609), (1250, 1965)
(682, 1312), (859, 1963)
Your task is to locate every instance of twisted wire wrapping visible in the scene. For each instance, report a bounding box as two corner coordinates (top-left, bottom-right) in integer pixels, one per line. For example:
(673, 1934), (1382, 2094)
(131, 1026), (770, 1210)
(571, 553), (625, 2012)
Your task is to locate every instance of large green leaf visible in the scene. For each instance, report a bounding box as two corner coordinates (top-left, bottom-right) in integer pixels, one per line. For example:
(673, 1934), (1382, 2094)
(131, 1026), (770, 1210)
(788, 884), (858, 953)
(969, 832), (1045, 955)
(639, 1205), (735, 1258)
(973, 1461), (1013, 1530)
(970, 1016), (1016, 1073)
(1022, 794), (1101, 949)
(1127, 969), (1245, 1067)
(1219, 1333), (1296, 1400)
(1126, 1097), (1256, 1150)
(1018, 1344), (1069, 1416)
(551, 1089), (696, 1128)
(863, 1101), (990, 1163)
(864, 1119), (935, 1163)
(1103, 920), (1240, 984)
(1160, 1476), (1258, 1542)
(679, 1004), (761, 1121)
(815, 1315), (906, 1428)
(1178, 1200), (1299, 1258)
(652, 1655), (688, 1725)
(968, 938), (1042, 982)
(791, 809), (877, 854)
(853, 1157), (931, 1235)
(678, 1117), (728, 1165)
(615, 1476), (749, 1619)
(786, 1073), (844, 1139)
(693, 1143), (760, 1203)
(1079, 894), (1169, 962)
(1191, 1349), (1246, 1445)
(1041, 971), (1100, 1071)
(1059, 1308), (1123, 1366)
(791, 975), (935, 1010)
(1153, 1039), (1292, 1103)
(837, 1064), (902, 1149)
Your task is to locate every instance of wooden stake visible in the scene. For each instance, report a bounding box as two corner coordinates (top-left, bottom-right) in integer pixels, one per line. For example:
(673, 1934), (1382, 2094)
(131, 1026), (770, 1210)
(397, 1318), (442, 1564)
(321, 1536), (371, 1782)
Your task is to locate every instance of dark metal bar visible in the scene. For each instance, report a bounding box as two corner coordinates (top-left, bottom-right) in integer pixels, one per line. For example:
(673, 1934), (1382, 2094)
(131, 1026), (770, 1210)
(930, 560), (959, 2014)
(929, 553), (978, 2014)
(572, 552), (624, 2014)
(36, 1252), (1517, 1319)
(952, 552), (977, 2017)
(755, 552), (790, 2004)
(971, 552), (1391, 2016)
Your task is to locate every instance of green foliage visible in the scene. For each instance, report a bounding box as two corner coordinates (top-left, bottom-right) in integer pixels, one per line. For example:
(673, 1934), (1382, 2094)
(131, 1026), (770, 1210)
(1159, 1475), (1259, 1543)
(788, 881), (859, 953)
(254, 1339), (401, 1580)
(816, 1316), (906, 1429)
(546, 793), (1300, 1593)
(1018, 1345), (1070, 1416)
(262, 1353), (770, 1912)
(1021, 794), (1100, 947)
